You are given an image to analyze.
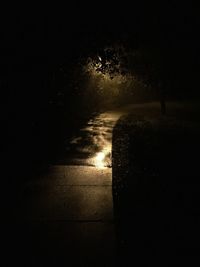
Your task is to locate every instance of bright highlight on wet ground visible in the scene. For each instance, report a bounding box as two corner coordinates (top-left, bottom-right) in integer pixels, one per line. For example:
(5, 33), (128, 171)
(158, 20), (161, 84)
(63, 111), (124, 167)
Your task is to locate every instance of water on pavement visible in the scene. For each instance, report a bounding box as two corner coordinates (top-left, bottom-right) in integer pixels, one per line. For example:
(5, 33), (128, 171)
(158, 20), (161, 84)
(16, 109), (126, 266)
(61, 111), (124, 167)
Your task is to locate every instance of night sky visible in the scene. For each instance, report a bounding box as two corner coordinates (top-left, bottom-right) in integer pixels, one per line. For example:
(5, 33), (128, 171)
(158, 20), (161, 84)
(1, 2), (199, 61)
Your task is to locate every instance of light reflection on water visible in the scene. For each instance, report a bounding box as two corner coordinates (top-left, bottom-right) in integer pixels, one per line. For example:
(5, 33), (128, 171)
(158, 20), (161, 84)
(92, 147), (111, 168)
(68, 111), (123, 168)
(94, 152), (106, 168)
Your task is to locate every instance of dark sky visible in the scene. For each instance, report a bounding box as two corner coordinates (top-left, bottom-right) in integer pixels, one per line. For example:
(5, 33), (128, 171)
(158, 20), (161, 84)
(1, 1), (199, 95)
(1, 2), (199, 56)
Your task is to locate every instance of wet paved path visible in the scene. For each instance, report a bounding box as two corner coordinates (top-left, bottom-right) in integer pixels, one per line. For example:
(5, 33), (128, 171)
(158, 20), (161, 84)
(57, 111), (125, 167)
(16, 109), (128, 266)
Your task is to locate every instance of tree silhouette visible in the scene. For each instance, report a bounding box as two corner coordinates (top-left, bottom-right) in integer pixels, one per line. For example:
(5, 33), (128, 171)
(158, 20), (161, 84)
(84, 44), (167, 114)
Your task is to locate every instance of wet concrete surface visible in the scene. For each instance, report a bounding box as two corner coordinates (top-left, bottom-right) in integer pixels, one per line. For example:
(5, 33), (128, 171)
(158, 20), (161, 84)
(14, 166), (115, 266)
(20, 167), (113, 222)
(13, 108), (129, 266)
(56, 111), (125, 167)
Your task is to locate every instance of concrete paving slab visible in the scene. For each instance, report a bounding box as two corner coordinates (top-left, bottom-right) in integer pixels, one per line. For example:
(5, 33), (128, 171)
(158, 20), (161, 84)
(21, 184), (113, 221)
(12, 221), (117, 266)
(14, 164), (116, 266)
(28, 165), (112, 186)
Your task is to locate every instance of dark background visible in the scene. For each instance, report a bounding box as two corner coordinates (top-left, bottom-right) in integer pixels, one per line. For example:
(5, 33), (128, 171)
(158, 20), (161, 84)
(2, 1), (199, 190)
